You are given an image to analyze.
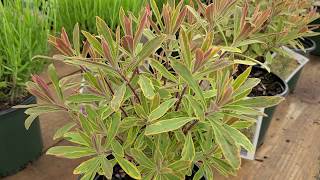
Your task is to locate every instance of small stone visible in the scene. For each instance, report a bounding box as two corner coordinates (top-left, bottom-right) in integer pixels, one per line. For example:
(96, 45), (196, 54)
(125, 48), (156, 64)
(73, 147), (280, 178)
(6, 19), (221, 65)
(286, 139), (290, 143)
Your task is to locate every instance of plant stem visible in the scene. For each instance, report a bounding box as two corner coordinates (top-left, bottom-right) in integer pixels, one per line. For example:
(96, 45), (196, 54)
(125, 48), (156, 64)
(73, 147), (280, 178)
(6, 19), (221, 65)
(183, 120), (199, 134)
(118, 70), (141, 104)
(175, 85), (187, 111)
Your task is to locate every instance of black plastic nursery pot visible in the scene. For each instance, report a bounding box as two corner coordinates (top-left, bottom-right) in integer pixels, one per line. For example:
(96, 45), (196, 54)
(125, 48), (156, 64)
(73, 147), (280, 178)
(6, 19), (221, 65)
(0, 96), (43, 177)
(290, 38), (316, 56)
(250, 67), (289, 148)
(309, 17), (320, 56)
(84, 164), (205, 180)
(286, 67), (303, 94)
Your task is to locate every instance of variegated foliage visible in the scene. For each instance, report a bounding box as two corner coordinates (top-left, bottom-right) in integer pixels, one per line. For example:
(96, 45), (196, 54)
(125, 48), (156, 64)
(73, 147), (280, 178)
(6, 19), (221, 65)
(17, 1), (284, 179)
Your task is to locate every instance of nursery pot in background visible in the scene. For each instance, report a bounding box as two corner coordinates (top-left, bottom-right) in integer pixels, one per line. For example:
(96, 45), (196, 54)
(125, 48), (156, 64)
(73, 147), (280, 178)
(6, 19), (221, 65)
(250, 66), (289, 148)
(289, 38), (316, 56)
(272, 47), (309, 93)
(0, 96), (43, 177)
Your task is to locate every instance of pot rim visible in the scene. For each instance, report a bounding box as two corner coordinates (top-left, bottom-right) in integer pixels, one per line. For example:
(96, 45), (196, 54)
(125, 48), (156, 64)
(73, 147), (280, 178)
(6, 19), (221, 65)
(0, 95), (35, 117)
(280, 46), (310, 82)
(290, 38), (316, 53)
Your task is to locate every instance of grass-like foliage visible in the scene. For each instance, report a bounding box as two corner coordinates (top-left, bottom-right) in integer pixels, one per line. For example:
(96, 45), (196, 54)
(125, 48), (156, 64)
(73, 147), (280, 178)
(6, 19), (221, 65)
(18, 0), (284, 179)
(50, 0), (147, 34)
(0, 0), (50, 104)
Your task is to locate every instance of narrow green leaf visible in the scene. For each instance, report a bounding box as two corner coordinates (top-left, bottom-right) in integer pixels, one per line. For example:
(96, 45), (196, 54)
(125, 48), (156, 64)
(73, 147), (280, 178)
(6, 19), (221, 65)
(25, 114), (39, 130)
(96, 16), (114, 53)
(148, 98), (177, 122)
(73, 23), (80, 55)
(210, 157), (236, 176)
(53, 122), (76, 140)
(25, 105), (64, 115)
(133, 35), (166, 70)
(130, 148), (155, 169)
(107, 112), (121, 145)
(179, 28), (192, 68)
(48, 64), (63, 100)
(111, 140), (124, 157)
(145, 117), (195, 135)
(110, 84), (126, 111)
(233, 78), (261, 96)
(114, 154), (142, 179)
(82, 31), (103, 56)
(73, 157), (100, 174)
(172, 61), (205, 103)
(138, 75), (155, 100)
(149, 59), (177, 83)
(230, 96), (284, 108)
(167, 160), (191, 172)
(181, 133), (195, 161)
(67, 94), (105, 103)
(150, 0), (164, 30)
(235, 39), (264, 47)
(186, 95), (205, 121)
(222, 105), (264, 116)
(64, 132), (90, 147)
(224, 125), (254, 152)
(46, 146), (95, 159)
(100, 157), (113, 179)
(210, 120), (241, 169)
(233, 67), (252, 90)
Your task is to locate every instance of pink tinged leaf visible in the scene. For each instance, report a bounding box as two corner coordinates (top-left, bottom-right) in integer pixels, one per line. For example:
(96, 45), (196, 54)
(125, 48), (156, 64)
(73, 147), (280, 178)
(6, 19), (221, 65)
(82, 40), (91, 58)
(240, 2), (248, 30)
(122, 35), (134, 53)
(162, 5), (171, 33)
(195, 48), (204, 70)
(55, 38), (74, 56)
(124, 16), (133, 36)
(134, 10), (149, 48)
(61, 28), (72, 49)
(173, 7), (187, 34)
(102, 39), (114, 66)
(195, 0), (206, 14)
(27, 88), (51, 103)
(148, 16), (161, 34)
(48, 35), (58, 47)
(31, 75), (55, 102)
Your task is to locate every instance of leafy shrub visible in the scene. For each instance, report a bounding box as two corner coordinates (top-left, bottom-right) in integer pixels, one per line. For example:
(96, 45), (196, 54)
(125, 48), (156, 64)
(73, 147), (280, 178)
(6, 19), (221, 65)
(19, 0), (283, 179)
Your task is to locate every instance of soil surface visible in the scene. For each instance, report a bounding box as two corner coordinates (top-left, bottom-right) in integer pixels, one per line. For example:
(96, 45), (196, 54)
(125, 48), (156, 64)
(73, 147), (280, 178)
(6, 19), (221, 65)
(0, 92), (30, 111)
(236, 65), (286, 96)
(248, 67), (285, 96)
(94, 164), (205, 180)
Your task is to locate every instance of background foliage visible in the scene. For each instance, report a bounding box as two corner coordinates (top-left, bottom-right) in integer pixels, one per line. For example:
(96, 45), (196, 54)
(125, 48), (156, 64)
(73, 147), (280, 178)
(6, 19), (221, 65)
(0, 0), (50, 104)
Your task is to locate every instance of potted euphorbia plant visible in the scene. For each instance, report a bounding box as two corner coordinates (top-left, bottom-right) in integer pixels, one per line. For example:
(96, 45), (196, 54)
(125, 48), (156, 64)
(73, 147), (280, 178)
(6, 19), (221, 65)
(191, 0), (289, 147)
(246, 0), (319, 93)
(19, 1), (283, 179)
(0, 0), (49, 177)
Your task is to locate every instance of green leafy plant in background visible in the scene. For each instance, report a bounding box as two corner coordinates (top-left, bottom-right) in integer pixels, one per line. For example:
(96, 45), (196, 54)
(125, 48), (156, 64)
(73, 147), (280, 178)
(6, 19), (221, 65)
(50, 0), (147, 34)
(17, 0), (284, 179)
(0, 0), (50, 104)
(236, 0), (319, 64)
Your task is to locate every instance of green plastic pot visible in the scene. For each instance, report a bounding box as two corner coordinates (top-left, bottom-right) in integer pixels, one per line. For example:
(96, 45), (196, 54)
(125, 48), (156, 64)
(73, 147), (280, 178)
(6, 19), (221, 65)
(0, 96), (43, 177)
(255, 67), (289, 148)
